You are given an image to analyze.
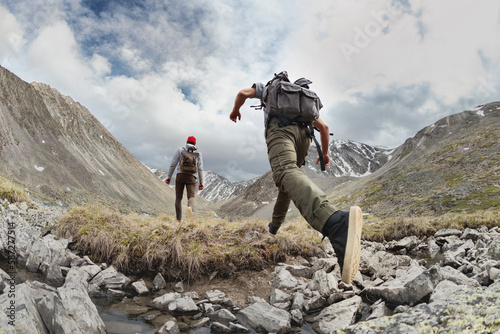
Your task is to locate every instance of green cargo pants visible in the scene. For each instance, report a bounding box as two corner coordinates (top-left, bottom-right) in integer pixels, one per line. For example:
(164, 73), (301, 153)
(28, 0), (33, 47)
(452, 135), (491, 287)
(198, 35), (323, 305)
(266, 117), (337, 233)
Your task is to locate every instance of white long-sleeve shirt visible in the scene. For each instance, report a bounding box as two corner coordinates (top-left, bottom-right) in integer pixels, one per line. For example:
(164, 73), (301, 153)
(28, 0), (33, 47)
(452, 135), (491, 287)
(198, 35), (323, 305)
(167, 144), (204, 184)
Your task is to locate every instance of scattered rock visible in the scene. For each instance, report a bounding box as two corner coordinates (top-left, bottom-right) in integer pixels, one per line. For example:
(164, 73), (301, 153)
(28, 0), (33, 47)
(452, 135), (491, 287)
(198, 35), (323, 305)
(236, 301), (291, 334)
(2, 202), (500, 334)
(154, 272), (167, 290)
(131, 279), (149, 296)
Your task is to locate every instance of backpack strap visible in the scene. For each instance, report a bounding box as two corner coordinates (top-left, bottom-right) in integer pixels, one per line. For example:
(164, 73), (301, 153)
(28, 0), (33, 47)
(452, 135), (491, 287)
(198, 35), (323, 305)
(303, 123), (326, 171)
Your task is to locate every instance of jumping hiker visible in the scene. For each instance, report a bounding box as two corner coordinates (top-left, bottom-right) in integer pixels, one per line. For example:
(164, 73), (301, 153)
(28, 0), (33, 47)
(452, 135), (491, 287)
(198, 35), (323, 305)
(166, 136), (204, 221)
(229, 72), (363, 283)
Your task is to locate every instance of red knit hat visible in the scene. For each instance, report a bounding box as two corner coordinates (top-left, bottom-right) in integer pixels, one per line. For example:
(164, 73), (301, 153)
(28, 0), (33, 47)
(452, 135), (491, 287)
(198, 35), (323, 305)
(187, 136), (196, 145)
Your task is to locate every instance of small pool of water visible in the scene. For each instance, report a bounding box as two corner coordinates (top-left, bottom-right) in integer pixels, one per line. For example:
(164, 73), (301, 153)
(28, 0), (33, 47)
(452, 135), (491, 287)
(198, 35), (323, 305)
(0, 259), (317, 333)
(94, 301), (157, 334)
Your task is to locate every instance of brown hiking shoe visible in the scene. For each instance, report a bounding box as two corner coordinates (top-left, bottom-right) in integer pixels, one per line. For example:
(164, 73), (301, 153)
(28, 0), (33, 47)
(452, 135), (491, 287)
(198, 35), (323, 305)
(186, 206), (194, 223)
(322, 206), (363, 284)
(342, 206), (363, 284)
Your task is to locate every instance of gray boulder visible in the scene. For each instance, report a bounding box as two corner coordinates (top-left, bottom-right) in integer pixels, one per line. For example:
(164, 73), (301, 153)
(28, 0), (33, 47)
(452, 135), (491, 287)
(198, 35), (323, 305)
(310, 269), (340, 298)
(8, 283), (49, 334)
(38, 281), (106, 333)
(89, 265), (131, 291)
(310, 296), (362, 334)
(429, 280), (460, 303)
(45, 263), (65, 287)
(366, 299), (391, 320)
(157, 320), (180, 334)
(149, 292), (182, 310)
(204, 289), (226, 303)
(25, 235), (70, 273)
(337, 283), (500, 333)
(132, 279), (149, 295)
(154, 272), (167, 290)
(486, 237), (500, 260)
(364, 263), (441, 306)
(270, 268), (301, 290)
(270, 288), (291, 305)
(361, 249), (412, 279)
(439, 265), (481, 287)
(236, 301), (291, 334)
(167, 296), (199, 315)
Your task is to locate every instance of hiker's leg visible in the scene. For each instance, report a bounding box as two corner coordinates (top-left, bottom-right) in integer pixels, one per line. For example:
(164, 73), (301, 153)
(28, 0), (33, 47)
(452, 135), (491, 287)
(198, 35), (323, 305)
(271, 135), (310, 228)
(271, 189), (291, 228)
(175, 177), (185, 221)
(266, 118), (337, 233)
(185, 175), (197, 211)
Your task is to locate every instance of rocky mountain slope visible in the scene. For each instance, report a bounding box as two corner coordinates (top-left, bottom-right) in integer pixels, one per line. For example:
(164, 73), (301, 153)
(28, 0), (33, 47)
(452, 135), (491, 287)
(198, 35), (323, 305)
(198, 171), (257, 202)
(0, 66), (175, 214)
(217, 103), (500, 220)
(304, 139), (393, 178)
(147, 166), (257, 203)
(328, 102), (500, 218)
(215, 140), (394, 219)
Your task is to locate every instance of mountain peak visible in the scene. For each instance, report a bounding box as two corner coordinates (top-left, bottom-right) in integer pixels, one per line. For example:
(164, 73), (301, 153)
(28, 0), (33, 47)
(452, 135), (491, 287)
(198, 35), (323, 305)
(0, 66), (175, 214)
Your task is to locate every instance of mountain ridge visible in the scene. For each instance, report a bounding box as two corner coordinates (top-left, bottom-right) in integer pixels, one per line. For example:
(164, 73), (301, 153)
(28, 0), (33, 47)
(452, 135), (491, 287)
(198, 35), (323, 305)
(1, 66), (498, 221)
(0, 66), (175, 214)
(215, 103), (500, 220)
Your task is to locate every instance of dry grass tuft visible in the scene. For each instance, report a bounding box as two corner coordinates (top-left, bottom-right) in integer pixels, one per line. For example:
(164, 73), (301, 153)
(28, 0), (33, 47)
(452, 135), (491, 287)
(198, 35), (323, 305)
(56, 204), (500, 282)
(0, 176), (30, 204)
(56, 205), (324, 282)
(363, 209), (500, 242)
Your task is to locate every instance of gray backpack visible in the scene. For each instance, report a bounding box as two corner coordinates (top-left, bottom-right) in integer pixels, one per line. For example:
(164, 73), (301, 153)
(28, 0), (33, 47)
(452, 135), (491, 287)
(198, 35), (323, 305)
(259, 71), (328, 171)
(264, 71), (322, 123)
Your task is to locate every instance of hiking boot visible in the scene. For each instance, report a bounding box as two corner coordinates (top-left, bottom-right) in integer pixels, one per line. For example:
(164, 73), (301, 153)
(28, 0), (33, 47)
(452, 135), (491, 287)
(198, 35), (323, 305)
(186, 206), (194, 223)
(268, 222), (280, 235)
(322, 206), (363, 284)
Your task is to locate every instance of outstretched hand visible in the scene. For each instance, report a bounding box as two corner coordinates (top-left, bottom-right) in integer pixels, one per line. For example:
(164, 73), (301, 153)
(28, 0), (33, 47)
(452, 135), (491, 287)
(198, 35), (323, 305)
(229, 109), (241, 123)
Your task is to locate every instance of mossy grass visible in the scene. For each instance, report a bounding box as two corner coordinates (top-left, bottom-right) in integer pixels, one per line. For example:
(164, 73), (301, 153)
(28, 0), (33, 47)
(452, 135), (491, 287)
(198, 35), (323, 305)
(362, 209), (500, 242)
(0, 176), (30, 204)
(56, 204), (500, 282)
(56, 205), (324, 282)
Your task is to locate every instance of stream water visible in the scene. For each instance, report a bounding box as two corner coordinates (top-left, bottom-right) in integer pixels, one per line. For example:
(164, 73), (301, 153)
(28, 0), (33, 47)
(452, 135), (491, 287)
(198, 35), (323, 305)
(3, 250), (446, 333)
(0, 260), (164, 333)
(0, 260), (318, 333)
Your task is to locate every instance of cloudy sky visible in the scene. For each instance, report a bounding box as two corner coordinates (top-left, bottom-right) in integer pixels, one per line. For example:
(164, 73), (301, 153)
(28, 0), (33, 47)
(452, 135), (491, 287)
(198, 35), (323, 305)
(1, 0), (499, 181)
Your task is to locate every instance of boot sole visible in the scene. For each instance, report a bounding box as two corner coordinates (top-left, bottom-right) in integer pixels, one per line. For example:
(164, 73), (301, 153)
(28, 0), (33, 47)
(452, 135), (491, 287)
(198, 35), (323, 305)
(186, 207), (194, 223)
(341, 206), (363, 284)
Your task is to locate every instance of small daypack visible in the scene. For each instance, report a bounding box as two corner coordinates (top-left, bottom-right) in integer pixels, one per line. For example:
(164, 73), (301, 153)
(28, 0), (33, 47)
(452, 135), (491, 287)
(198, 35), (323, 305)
(180, 148), (198, 173)
(264, 71), (321, 123)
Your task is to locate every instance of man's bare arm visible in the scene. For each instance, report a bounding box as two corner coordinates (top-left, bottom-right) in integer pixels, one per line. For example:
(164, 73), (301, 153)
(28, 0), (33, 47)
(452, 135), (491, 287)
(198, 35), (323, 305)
(230, 87), (256, 123)
(312, 118), (331, 167)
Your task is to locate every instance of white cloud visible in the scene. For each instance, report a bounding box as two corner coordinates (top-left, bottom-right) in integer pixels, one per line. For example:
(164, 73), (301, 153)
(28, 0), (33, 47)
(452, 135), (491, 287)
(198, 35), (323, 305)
(1, 0), (499, 180)
(91, 54), (111, 76)
(26, 20), (94, 92)
(0, 6), (24, 59)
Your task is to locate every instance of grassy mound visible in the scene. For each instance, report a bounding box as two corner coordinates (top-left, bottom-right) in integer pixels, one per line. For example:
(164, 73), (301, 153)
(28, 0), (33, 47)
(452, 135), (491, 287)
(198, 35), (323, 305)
(362, 210), (500, 242)
(56, 205), (325, 282)
(0, 176), (30, 204)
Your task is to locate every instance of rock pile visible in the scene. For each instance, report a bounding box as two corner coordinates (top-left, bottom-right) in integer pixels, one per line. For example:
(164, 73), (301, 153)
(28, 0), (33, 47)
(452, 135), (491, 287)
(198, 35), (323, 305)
(1, 201), (499, 333)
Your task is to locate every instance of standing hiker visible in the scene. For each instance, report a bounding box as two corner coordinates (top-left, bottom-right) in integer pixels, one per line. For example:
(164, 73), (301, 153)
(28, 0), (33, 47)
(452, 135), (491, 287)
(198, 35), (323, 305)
(229, 71), (363, 283)
(166, 136), (204, 221)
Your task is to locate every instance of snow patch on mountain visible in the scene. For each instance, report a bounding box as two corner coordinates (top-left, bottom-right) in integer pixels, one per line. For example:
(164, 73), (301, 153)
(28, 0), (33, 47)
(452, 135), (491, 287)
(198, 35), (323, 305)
(305, 139), (393, 178)
(144, 164), (257, 203)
